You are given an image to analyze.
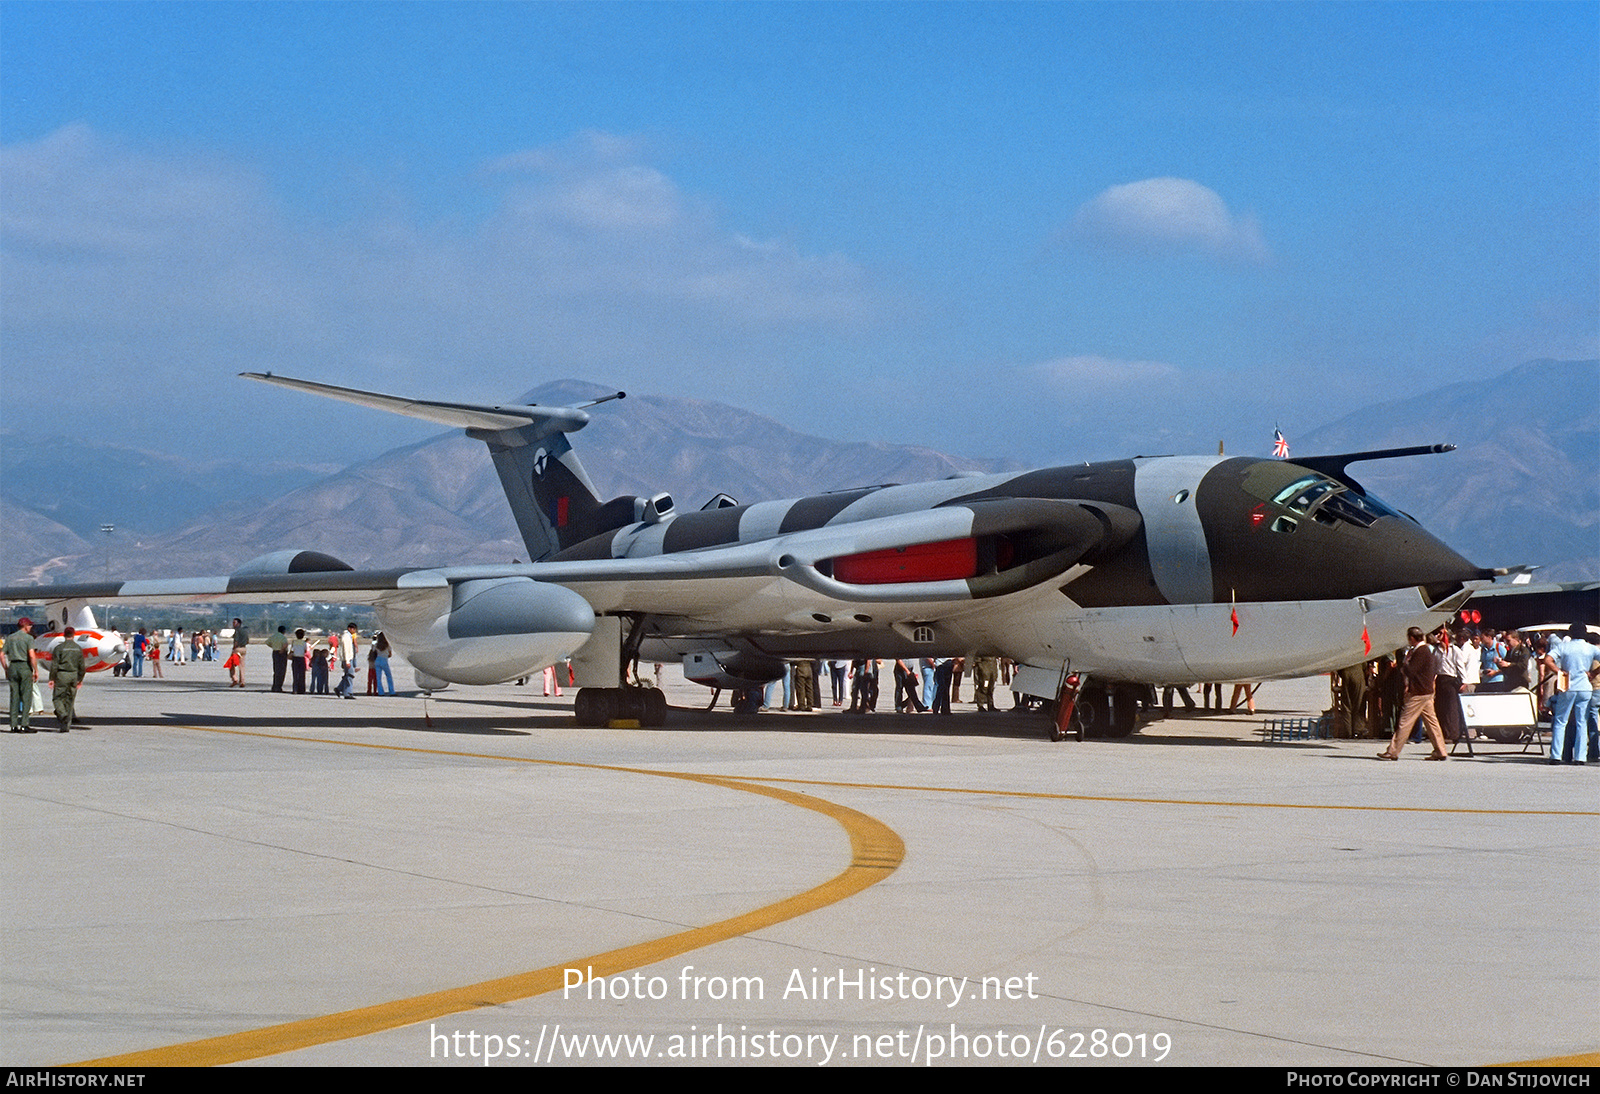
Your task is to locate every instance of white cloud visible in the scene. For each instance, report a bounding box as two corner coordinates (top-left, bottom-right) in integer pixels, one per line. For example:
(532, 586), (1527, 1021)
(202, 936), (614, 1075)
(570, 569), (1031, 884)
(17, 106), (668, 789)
(0, 125), (884, 448)
(0, 125), (877, 350)
(474, 136), (875, 325)
(482, 129), (646, 177)
(0, 124), (316, 331)
(1067, 177), (1270, 264)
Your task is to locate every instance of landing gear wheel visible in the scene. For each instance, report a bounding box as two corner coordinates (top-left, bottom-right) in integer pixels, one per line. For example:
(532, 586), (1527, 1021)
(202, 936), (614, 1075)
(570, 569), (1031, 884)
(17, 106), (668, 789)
(575, 687), (668, 727)
(1074, 686), (1111, 738)
(641, 687), (668, 727)
(614, 687), (645, 722)
(1107, 684), (1141, 738)
(573, 687), (611, 727)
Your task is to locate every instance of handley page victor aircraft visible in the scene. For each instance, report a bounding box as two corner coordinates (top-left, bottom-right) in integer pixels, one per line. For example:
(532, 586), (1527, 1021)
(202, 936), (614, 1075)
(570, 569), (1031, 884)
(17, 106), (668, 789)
(2, 373), (1493, 733)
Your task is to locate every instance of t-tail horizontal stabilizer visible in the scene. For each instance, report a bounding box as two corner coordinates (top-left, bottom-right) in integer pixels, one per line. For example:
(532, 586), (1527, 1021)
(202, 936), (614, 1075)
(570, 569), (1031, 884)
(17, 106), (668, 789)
(240, 372), (635, 563)
(239, 372), (622, 433)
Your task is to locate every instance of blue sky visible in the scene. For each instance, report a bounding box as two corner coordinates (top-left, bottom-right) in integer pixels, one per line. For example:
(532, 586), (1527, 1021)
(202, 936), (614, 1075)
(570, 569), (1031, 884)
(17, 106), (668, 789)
(3, 2), (1595, 469)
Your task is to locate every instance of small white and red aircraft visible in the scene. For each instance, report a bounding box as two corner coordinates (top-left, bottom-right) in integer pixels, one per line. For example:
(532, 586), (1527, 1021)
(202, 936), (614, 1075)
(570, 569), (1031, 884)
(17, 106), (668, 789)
(27, 607), (128, 675)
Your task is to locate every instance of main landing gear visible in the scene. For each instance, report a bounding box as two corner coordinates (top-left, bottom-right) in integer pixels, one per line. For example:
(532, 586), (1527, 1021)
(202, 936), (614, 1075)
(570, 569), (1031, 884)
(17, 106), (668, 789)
(570, 614), (669, 727)
(1047, 676), (1141, 742)
(573, 686), (669, 727)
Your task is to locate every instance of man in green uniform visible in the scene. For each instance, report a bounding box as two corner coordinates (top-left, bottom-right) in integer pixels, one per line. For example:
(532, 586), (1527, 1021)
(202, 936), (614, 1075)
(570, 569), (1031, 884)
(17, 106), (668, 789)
(48, 627), (86, 732)
(791, 658), (816, 711)
(6, 617), (39, 733)
(971, 655), (999, 712)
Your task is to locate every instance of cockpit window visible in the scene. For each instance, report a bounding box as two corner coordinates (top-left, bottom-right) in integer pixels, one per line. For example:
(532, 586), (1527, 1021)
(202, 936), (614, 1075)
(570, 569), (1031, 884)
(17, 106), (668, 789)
(1341, 489), (1405, 522)
(1318, 490), (1393, 527)
(1271, 476), (1335, 514)
(1254, 470), (1409, 531)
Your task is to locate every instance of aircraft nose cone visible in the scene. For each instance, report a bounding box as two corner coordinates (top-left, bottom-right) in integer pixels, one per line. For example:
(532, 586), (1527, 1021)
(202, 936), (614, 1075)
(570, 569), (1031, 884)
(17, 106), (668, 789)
(1364, 517), (1489, 600)
(1196, 456), (1496, 605)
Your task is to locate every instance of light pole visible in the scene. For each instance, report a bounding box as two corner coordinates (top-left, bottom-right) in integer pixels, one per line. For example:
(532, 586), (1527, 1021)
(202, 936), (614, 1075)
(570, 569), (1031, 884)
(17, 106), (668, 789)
(100, 524), (114, 629)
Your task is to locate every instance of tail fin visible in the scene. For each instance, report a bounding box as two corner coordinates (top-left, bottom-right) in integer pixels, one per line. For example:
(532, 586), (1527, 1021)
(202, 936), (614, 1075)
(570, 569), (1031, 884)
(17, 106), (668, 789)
(241, 373), (637, 561)
(473, 418), (644, 560)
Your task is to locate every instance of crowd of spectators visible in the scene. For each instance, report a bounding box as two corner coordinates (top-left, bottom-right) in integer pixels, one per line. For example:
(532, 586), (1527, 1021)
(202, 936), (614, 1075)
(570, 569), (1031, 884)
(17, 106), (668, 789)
(1334, 620), (1598, 763)
(102, 621), (398, 699)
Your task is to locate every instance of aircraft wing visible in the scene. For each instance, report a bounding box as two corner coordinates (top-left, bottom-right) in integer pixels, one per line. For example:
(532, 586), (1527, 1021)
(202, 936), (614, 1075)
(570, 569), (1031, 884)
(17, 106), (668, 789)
(0, 570), (444, 608)
(0, 496), (1136, 618)
(0, 556), (773, 613)
(1, 494), (1138, 693)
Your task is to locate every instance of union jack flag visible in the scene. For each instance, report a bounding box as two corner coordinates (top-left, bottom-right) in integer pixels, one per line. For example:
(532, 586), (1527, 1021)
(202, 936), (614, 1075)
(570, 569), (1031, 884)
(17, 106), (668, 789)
(1272, 428), (1290, 459)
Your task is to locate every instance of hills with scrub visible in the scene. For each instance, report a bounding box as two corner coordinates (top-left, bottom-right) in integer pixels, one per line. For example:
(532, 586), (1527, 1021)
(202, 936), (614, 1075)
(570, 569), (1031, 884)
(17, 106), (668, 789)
(3, 359), (1595, 588)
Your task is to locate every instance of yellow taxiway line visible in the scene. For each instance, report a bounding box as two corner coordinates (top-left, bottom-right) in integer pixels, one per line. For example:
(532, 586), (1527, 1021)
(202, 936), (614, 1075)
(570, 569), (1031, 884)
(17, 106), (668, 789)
(744, 775), (1599, 816)
(67, 724), (1592, 1067)
(75, 726), (905, 1067)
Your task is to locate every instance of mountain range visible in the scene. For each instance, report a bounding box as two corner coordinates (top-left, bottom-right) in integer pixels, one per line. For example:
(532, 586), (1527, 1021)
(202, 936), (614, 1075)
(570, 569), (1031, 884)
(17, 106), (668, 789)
(1293, 358), (1595, 582)
(3, 360), (1595, 589)
(1, 379), (1024, 584)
